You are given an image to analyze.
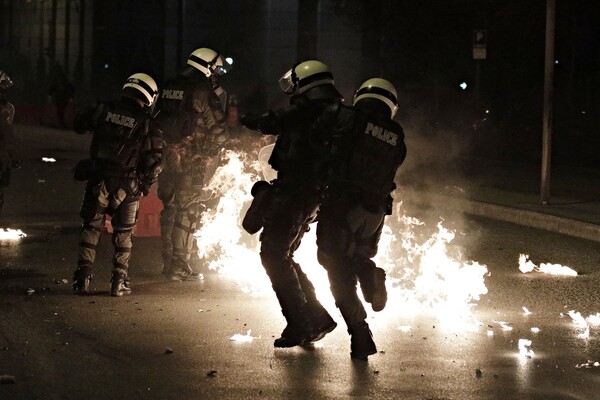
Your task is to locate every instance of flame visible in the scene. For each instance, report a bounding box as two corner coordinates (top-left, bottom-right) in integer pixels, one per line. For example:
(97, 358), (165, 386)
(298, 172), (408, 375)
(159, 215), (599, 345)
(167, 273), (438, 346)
(230, 329), (254, 342)
(519, 254), (577, 276)
(0, 228), (27, 240)
(518, 338), (534, 358)
(567, 309), (599, 339)
(194, 148), (489, 326)
(575, 361), (600, 369)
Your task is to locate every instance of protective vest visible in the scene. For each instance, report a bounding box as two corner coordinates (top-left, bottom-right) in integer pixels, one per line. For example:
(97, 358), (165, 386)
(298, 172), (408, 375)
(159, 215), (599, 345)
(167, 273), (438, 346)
(262, 93), (337, 184)
(156, 74), (225, 145)
(156, 76), (198, 145)
(328, 104), (406, 201)
(91, 100), (149, 176)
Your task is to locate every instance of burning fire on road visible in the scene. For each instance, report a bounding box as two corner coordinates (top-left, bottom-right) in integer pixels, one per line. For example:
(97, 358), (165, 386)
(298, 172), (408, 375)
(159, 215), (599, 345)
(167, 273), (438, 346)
(0, 228), (27, 240)
(194, 148), (490, 329)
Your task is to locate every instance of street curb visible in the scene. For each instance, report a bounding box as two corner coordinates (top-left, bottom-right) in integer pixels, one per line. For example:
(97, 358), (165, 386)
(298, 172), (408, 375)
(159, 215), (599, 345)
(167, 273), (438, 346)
(5, 197), (600, 243)
(464, 200), (600, 243)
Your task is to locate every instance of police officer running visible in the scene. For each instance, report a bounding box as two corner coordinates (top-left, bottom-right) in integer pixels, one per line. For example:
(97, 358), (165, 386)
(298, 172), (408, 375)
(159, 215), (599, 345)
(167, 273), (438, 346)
(71, 73), (163, 296)
(0, 70), (20, 218)
(311, 78), (407, 360)
(239, 60), (340, 347)
(154, 47), (231, 280)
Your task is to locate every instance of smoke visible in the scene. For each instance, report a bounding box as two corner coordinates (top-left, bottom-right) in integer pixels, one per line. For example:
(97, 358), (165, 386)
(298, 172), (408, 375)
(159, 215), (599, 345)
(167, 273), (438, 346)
(394, 105), (477, 234)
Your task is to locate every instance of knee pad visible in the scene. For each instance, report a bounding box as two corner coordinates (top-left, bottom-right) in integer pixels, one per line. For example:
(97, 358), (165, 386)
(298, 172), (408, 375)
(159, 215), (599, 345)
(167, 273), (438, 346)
(186, 202), (204, 220)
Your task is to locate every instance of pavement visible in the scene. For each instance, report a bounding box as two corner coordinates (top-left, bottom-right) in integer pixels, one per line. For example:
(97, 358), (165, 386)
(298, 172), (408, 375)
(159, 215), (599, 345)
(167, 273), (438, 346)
(2, 124), (600, 400)
(2, 124), (600, 244)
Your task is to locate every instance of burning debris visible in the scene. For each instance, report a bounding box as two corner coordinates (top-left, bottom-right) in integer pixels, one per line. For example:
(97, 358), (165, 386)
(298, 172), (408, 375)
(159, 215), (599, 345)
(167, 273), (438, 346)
(230, 330), (254, 342)
(0, 228), (27, 240)
(492, 320), (513, 331)
(567, 310), (600, 339)
(518, 339), (534, 358)
(575, 361), (600, 369)
(518, 254), (577, 276)
(193, 148), (490, 325)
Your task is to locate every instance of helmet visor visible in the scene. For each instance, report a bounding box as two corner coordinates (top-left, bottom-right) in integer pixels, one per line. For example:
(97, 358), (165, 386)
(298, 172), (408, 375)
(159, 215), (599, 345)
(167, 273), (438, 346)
(278, 68), (295, 94)
(0, 70), (14, 90)
(214, 56), (233, 76)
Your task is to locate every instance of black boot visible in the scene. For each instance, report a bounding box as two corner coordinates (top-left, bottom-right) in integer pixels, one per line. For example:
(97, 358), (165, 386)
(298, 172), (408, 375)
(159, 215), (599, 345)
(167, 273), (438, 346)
(274, 322), (316, 348)
(306, 304), (337, 342)
(110, 272), (132, 297)
(273, 300), (319, 348)
(72, 265), (93, 295)
(166, 258), (202, 281)
(349, 321), (377, 360)
(358, 267), (388, 312)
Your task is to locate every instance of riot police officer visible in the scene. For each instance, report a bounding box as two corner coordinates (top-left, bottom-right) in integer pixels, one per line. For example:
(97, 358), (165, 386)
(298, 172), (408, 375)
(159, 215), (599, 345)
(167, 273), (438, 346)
(312, 78), (407, 360)
(71, 73), (163, 297)
(0, 70), (19, 218)
(239, 60), (340, 347)
(155, 47), (231, 281)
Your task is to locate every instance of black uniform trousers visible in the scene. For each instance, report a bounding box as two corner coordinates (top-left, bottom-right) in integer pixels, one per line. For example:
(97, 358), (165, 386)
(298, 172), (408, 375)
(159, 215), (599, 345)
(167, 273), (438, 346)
(316, 194), (385, 328)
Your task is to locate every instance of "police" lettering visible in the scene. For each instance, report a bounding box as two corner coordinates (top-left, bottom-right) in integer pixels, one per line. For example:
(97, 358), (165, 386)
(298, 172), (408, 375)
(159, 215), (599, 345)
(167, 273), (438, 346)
(365, 122), (397, 146)
(161, 89), (184, 100)
(105, 111), (135, 128)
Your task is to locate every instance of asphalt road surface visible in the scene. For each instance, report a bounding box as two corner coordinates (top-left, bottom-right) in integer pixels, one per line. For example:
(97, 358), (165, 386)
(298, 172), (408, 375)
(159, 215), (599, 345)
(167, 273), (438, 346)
(2, 214), (600, 400)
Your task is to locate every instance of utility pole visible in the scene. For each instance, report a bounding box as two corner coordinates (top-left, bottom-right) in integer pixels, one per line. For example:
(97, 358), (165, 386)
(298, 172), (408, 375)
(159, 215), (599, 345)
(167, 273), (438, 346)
(541, 0), (555, 205)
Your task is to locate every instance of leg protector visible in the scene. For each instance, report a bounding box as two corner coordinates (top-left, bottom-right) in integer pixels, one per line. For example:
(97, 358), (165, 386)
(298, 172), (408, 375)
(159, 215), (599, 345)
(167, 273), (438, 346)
(110, 269), (131, 297)
(72, 264), (93, 295)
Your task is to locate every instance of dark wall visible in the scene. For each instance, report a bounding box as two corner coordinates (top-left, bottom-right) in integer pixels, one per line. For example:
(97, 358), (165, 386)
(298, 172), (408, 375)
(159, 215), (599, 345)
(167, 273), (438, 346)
(90, 0), (166, 101)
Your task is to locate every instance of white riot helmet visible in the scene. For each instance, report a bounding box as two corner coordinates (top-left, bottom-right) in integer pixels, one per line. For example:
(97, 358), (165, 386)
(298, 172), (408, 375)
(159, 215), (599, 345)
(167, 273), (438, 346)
(122, 73), (159, 108)
(187, 47), (232, 78)
(0, 70), (14, 90)
(353, 78), (398, 118)
(278, 60), (335, 95)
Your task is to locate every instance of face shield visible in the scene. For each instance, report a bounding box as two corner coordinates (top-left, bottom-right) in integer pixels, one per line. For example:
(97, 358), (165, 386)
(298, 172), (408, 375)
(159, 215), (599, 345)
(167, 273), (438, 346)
(0, 70), (14, 90)
(278, 68), (296, 94)
(213, 56), (233, 76)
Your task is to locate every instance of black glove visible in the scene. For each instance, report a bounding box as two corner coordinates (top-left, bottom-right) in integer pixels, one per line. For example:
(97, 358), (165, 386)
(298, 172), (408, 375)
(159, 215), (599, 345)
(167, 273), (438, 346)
(139, 184), (150, 196)
(239, 113), (259, 130)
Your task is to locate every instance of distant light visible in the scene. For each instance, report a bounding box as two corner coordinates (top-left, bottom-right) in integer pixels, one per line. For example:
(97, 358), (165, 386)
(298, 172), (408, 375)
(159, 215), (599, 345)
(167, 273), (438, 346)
(103, 63), (109, 69)
(485, 109), (490, 114)
(554, 59), (559, 64)
(581, 110), (586, 114)
(42, 157), (56, 163)
(225, 57), (233, 65)
(459, 82), (468, 90)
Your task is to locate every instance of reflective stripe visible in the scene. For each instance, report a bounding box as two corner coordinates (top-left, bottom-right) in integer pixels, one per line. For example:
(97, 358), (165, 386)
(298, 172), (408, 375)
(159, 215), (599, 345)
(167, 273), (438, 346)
(297, 71), (333, 89)
(355, 86), (397, 105)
